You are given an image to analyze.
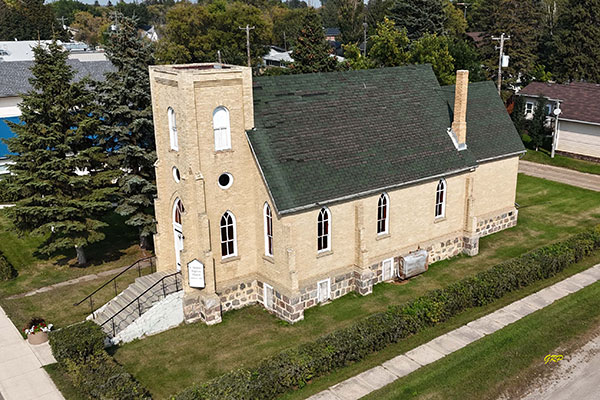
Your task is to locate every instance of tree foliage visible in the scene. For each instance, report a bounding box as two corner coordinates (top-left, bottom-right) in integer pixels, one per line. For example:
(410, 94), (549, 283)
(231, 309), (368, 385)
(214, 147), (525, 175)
(388, 0), (446, 40)
(96, 15), (157, 249)
(5, 42), (114, 265)
(156, 0), (271, 66)
(410, 33), (455, 85)
(71, 10), (110, 47)
(368, 17), (410, 67)
(289, 9), (340, 73)
(0, 0), (67, 41)
(551, 0), (600, 82)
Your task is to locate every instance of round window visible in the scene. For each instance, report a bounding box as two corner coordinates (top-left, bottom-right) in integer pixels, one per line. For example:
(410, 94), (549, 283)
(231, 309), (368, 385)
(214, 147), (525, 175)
(172, 167), (181, 183)
(218, 173), (233, 189)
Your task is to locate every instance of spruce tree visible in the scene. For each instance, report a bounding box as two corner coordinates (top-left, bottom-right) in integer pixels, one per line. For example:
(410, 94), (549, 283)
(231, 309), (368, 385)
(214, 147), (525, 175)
(96, 15), (157, 249)
(528, 98), (550, 151)
(388, 0), (446, 40)
(5, 42), (114, 265)
(290, 10), (339, 73)
(552, 0), (600, 82)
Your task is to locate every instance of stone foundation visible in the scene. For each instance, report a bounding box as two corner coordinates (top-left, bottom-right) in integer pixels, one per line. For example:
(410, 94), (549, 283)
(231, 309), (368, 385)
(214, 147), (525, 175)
(184, 209), (519, 326)
(476, 209), (518, 238)
(555, 150), (600, 164)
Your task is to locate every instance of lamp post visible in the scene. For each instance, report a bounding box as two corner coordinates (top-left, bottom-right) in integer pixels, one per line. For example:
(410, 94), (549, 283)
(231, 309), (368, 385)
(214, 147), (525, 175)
(551, 102), (562, 158)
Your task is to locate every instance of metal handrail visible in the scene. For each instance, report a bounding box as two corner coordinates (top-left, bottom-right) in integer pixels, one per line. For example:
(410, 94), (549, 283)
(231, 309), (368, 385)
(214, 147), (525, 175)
(101, 271), (182, 337)
(73, 256), (156, 315)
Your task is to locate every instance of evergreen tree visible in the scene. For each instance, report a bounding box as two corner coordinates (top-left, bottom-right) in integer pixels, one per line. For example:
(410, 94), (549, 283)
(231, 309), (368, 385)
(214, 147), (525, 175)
(528, 98), (550, 151)
(510, 95), (527, 138)
(5, 42), (114, 265)
(368, 17), (410, 67)
(290, 10), (339, 73)
(552, 0), (600, 82)
(388, 0), (446, 40)
(96, 15), (157, 249)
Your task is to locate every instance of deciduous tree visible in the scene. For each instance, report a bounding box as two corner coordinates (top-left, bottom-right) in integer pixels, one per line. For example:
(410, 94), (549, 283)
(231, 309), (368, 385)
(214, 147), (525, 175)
(368, 17), (410, 67)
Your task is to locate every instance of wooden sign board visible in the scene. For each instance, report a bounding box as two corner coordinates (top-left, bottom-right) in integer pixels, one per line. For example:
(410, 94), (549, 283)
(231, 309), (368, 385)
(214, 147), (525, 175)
(188, 259), (205, 289)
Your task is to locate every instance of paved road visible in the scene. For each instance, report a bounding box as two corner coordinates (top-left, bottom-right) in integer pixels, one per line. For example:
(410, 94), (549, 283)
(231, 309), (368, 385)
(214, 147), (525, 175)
(520, 335), (600, 400)
(519, 160), (600, 192)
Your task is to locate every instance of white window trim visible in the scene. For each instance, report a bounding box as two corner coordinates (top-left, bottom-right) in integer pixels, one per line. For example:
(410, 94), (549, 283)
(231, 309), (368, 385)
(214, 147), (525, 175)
(220, 211), (238, 259)
(217, 173), (234, 190)
(317, 278), (331, 303)
(172, 167), (180, 183)
(263, 203), (273, 257)
(172, 198), (183, 230)
(382, 257), (395, 281)
(168, 107), (178, 151)
(263, 282), (274, 310)
(435, 179), (446, 219)
(377, 193), (389, 235)
(317, 207), (331, 253)
(213, 106), (231, 151)
(525, 102), (534, 115)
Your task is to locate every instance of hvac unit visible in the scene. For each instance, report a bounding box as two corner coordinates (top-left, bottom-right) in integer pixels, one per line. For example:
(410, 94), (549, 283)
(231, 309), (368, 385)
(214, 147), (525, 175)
(398, 249), (429, 280)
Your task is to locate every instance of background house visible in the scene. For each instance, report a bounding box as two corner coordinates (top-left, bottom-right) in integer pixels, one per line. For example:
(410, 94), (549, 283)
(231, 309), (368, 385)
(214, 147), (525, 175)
(519, 82), (600, 161)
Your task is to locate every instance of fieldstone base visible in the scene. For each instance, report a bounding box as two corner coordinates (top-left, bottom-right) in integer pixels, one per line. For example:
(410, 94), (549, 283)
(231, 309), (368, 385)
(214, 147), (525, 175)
(462, 235), (479, 256)
(218, 279), (258, 313)
(183, 293), (222, 325)
(424, 234), (465, 263)
(476, 209), (518, 237)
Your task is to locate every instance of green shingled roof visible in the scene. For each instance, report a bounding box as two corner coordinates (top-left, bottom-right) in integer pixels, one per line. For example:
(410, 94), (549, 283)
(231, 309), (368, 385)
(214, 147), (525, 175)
(440, 80), (525, 162)
(247, 65), (523, 215)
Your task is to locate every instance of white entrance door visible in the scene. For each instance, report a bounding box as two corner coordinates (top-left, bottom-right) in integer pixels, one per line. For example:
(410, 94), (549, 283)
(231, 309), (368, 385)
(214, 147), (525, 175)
(382, 258), (395, 281)
(264, 283), (274, 310)
(174, 228), (183, 272)
(317, 279), (330, 303)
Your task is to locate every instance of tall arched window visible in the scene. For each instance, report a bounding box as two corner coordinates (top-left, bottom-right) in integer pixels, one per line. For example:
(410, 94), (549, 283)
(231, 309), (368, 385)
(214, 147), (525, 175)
(173, 198), (184, 226)
(264, 203), (273, 257)
(168, 107), (178, 151)
(377, 193), (389, 234)
(213, 106), (231, 151)
(220, 211), (237, 258)
(317, 207), (331, 252)
(435, 179), (446, 218)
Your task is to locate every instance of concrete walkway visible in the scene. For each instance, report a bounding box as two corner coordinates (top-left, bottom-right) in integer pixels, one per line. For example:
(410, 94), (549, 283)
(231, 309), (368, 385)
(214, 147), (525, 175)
(519, 160), (600, 192)
(6, 258), (154, 300)
(307, 264), (600, 400)
(0, 306), (63, 400)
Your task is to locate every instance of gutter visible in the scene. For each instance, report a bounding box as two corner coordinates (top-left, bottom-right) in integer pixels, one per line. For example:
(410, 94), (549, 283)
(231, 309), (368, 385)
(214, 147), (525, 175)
(557, 117), (600, 127)
(477, 150), (527, 164)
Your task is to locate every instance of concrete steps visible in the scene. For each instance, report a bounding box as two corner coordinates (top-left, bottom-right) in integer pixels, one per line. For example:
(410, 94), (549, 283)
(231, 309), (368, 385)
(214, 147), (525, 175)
(92, 270), (181, 337)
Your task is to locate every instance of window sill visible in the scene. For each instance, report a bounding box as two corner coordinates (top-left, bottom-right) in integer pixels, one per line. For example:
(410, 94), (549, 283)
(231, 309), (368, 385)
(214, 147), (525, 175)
(262, 255), (274, 264)
(376, 233), (390, 241)
(317, 250), (333, 258)
(214, 149), (234, 155)
(434, 216), (446, 224)
(221, 255), (240, 264)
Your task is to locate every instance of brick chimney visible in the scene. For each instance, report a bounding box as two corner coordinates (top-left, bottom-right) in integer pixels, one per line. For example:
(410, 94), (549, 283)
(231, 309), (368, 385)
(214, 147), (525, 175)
(452, 70), (469, 146)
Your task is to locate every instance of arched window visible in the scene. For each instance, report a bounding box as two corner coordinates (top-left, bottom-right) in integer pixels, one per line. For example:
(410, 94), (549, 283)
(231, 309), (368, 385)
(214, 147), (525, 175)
(377, 193), (389, 234)
(173, 198), (184, 226)
(317, 207), (331, 252)
(264, 203), (273, 257)
(213, 106), (231, 151)
(435, 179), (446, 218)
(168, 107), (178, 151)
(220, 211), (237, 258)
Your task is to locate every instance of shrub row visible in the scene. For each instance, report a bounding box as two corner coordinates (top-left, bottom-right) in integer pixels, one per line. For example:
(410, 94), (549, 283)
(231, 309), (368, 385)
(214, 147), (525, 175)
(50, 321), (151, 399)
(0, 250), (17, 281)
(175, 226), (600, 400)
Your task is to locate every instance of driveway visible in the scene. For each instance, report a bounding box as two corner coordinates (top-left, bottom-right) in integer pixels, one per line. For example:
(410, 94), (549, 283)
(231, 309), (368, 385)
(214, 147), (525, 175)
(518, 160), (600, 192)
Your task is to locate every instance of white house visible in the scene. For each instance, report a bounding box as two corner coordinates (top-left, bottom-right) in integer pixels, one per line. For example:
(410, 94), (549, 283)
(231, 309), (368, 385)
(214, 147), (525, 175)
(519, 81), (600, 161)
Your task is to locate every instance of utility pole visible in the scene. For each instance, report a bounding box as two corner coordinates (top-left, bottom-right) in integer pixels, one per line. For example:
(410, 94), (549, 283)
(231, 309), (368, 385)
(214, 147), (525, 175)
(283, 31), (287, 51)
(239, 24), (255, 67)
(491, 33), (510, 95)
(217, 50), (222, 64)
(56, 16), (67, 30)
(456, 3), (469, 19)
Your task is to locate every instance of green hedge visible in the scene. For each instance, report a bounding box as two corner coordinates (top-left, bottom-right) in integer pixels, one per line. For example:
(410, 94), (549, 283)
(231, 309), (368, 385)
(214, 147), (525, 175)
(50, 321), (151, 399)
(0, 251), (17, 281)
(175, 226), (600, 400)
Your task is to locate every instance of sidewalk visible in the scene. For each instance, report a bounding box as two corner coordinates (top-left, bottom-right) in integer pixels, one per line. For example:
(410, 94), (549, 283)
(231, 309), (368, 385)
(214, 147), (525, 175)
(0, 306), (63, 400)
(308, 263), (600, 400)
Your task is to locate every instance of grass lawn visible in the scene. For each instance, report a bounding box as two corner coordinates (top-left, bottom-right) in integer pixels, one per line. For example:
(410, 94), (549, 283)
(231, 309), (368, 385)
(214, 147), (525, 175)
(112, 174), (600, 400)
(0, 211), (146, 298)
(523, 148), (600, 175)
(44, 364), (87, 400)
(0, 267), (143, 331)
(363, 280), (600, 400)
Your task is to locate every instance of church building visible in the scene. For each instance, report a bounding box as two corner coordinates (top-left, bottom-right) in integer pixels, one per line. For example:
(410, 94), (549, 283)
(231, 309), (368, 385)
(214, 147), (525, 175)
(148, 64), (525, 325)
